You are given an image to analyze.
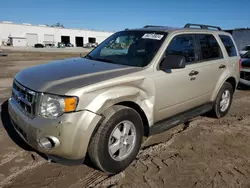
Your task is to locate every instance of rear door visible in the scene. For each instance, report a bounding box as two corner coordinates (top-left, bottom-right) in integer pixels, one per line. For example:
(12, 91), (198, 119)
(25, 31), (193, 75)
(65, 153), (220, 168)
(190, 34), (226, 101)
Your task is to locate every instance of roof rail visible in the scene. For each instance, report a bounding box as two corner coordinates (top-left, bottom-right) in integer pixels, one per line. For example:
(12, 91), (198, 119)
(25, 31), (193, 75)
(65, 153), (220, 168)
(143, 25), (165, 28)
(184, 23), (222, 31)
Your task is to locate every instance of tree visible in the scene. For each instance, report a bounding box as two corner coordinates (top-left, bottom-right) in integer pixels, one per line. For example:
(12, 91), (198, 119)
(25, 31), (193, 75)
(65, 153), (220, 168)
(50, 22), (65, 28)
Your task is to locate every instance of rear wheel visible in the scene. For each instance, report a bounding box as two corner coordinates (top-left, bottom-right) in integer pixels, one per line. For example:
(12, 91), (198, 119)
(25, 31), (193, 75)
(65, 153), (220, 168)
(211, 82), (233, 118)
(88, 105), (143, 174)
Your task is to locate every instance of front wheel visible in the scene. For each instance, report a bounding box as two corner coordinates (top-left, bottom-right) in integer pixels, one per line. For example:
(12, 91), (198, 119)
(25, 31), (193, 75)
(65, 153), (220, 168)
(88, 105), (143, 174)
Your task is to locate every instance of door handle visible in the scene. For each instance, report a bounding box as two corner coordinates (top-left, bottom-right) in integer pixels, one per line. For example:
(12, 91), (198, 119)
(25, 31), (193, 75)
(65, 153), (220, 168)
(189, 70), (199, 76)
(219, 64), (226, 69)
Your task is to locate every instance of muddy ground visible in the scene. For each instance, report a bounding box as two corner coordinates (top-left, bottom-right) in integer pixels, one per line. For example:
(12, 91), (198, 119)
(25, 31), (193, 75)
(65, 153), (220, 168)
(0, 51), (250, 188)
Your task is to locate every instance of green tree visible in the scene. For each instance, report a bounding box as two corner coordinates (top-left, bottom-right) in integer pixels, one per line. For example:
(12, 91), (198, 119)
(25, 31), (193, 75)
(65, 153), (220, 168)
(50, 22), (64, 28)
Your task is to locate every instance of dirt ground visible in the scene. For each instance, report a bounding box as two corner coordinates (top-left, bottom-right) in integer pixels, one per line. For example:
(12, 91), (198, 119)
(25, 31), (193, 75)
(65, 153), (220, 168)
(0, 51), (250, 188)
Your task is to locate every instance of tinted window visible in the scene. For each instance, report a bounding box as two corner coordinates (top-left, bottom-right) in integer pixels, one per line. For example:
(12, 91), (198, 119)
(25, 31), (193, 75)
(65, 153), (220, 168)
(242, 46), (250, 51)
(241, 51), (250, 58)
(198, 34), (222, 60)
(166, 35), (196, 63)
(219, 35), (237, 57)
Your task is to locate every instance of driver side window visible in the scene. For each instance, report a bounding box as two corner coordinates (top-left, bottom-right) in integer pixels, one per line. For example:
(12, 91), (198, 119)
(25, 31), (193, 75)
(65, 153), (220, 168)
(165, 35), (196, 63)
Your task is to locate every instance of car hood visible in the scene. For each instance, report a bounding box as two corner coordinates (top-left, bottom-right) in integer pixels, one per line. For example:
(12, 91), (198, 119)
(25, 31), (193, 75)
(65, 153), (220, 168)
(241, 58), (250, 67)
(15, 57), (142, 94)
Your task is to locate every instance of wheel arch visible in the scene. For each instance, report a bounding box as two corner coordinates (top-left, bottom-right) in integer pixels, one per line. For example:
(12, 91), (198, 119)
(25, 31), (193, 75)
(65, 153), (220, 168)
(211, 76), (237, 101)
(117, 101), (150, 136)
(225, 77), (237, 92)
(88, 100), (151, 142)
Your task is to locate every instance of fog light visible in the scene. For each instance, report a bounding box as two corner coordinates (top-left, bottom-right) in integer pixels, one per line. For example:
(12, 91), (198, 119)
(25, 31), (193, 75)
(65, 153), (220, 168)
(39, 137), (54, 149)
(39, 136), (60, 150)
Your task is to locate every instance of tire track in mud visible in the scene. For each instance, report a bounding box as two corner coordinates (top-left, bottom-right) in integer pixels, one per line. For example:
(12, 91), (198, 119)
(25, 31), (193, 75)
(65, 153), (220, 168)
(0, 78), (13, 88)
(69, 170), (108, 188)
(0, 132), (5, 141)
(0, 151), (26, 167)
(118, 112), (250, 187)
(83, 124), (189, 188)
(0, 159), (46, 187)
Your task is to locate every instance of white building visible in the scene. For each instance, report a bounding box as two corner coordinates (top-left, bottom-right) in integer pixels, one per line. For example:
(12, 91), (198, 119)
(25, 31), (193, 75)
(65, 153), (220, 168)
(0, 21), (114, 47)
(9, 36), (26, 47)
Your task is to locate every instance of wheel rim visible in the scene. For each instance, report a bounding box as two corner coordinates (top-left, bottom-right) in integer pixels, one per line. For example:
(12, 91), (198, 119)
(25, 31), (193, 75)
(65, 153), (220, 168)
(108, 120), (136, 161)
(220, 89), (230, 112)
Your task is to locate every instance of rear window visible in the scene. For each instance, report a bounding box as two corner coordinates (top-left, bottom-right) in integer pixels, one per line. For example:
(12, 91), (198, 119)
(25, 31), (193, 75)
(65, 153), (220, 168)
(198, 34), (222, 60)
(219, 35), (237, 57)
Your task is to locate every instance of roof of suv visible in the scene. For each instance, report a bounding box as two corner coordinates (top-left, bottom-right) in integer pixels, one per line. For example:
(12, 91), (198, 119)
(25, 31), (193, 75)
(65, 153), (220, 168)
(127, 23), (229, 35)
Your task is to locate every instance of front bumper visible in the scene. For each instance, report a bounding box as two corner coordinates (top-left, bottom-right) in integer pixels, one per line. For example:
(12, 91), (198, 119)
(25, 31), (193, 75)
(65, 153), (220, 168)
(8, 97), (102, 160)
(240, 68), (250, 86)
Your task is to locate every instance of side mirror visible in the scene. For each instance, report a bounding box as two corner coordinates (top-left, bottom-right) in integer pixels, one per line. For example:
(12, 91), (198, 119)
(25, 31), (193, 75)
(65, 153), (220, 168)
(160, 55), (186, 71)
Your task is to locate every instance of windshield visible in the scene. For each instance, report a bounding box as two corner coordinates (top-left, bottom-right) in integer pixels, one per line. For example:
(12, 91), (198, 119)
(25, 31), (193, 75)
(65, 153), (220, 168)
(85, 30), (167, 67)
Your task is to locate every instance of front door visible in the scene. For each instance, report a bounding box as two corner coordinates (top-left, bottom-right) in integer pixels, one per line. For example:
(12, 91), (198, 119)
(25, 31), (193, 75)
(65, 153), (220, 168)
(153, 34), (209, 122)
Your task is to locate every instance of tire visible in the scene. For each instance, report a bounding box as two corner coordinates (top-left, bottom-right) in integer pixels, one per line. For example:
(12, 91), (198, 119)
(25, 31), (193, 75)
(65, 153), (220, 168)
(88, 105), (143, 174)
(211, 82), (234, 118)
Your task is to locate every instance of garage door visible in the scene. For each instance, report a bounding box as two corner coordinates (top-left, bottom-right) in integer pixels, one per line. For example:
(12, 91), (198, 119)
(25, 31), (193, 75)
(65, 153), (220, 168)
(44, 34), (54, 42)
(26, 33), (38, 46)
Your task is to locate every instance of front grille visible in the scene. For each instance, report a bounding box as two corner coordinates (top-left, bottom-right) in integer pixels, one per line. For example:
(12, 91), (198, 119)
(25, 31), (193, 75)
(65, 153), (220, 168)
(241, 71), (250, 81)
(12, 80), (37, 118)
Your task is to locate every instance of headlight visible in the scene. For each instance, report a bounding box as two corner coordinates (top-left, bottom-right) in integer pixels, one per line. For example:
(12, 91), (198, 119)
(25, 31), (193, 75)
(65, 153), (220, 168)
(39, 94), (78, 119)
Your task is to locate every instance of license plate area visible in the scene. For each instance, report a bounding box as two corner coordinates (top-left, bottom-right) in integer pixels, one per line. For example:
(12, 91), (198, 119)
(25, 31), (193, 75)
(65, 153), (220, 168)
(11, 118), (28, 142)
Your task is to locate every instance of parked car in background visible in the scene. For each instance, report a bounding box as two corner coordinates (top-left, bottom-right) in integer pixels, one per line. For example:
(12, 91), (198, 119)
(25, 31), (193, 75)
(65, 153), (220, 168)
(34, 43), (45, 48)
(45, 43), (55, 48)
(239, 45), (250, 56)
(239, 51), (250, 87)
(91, 42), (98, 48)
(83, 43), (93, 48)
(65, 43), (74, 47)
(0, 50), (8, 57)
(83, 43), (98, 48)
(57, 42), (65, 48)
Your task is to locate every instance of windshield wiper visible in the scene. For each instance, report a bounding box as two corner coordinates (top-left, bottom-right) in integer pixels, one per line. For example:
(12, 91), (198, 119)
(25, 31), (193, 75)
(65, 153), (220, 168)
(93, 58), (116, 64)
(85, 55), (116, 64)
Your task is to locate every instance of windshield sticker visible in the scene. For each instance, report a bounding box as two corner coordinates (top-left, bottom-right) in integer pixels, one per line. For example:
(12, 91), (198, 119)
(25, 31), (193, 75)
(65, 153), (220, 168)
(142, 33), (164, 40)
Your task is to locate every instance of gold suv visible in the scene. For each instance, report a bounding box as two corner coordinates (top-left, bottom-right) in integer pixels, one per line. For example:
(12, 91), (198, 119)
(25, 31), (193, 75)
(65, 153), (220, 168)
(8, 23), (240, 174)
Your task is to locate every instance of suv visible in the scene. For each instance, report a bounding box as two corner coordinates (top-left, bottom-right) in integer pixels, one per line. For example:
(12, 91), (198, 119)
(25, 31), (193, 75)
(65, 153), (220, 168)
(8, 23), (240, 174)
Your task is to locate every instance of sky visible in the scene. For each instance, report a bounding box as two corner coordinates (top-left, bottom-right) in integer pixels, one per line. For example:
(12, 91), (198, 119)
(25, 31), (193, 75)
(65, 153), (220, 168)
(0, 0), (250, 31)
